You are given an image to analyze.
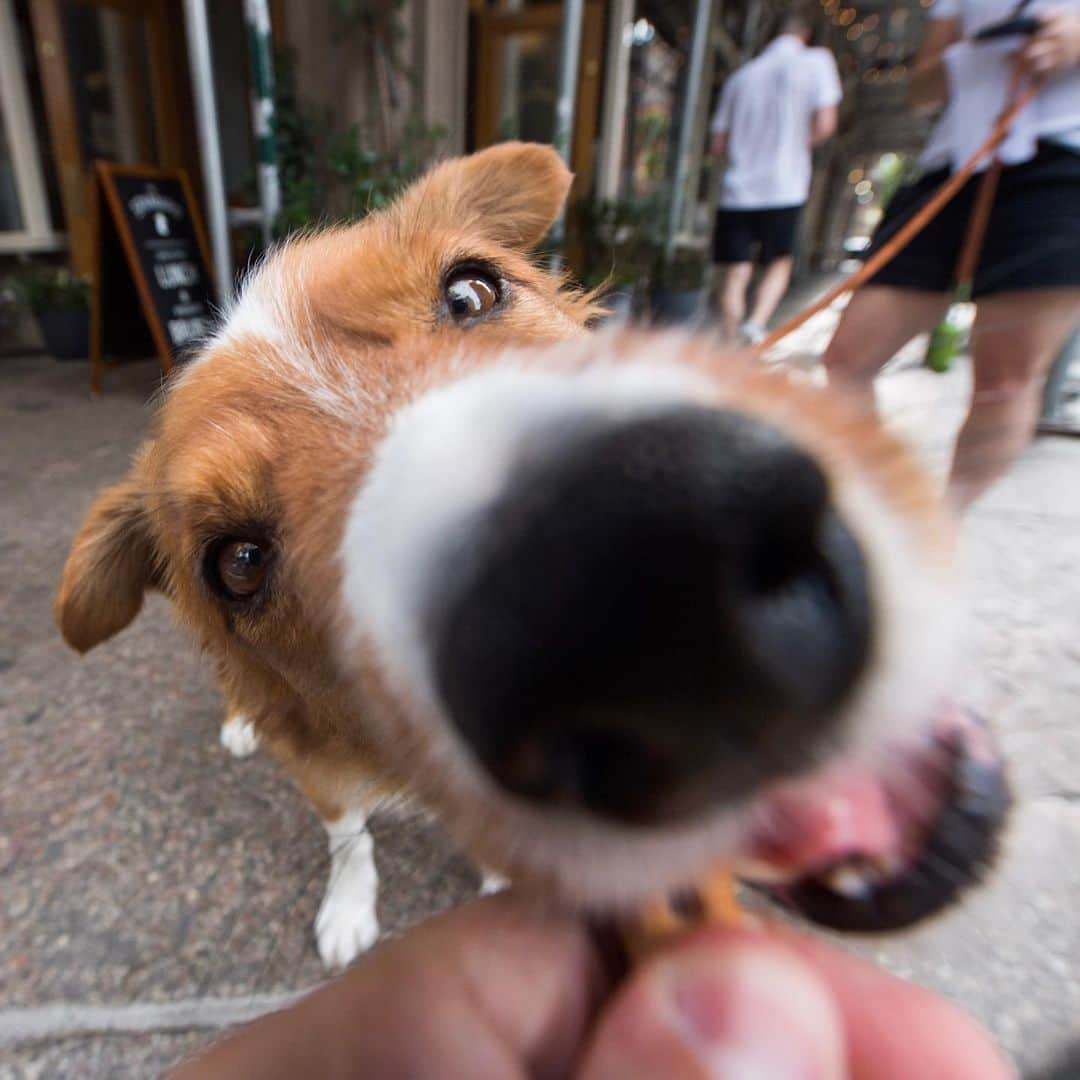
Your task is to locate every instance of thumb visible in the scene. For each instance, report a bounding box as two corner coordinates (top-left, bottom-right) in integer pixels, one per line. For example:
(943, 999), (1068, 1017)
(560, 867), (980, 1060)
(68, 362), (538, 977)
(578, 933), (844, 1080)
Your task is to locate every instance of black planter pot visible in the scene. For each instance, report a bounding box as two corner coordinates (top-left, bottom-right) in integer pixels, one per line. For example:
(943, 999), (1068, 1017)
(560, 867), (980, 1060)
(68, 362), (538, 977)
(36, 307), (90, 361)
(650, 287), (705, 325)
(596, 284), (636, 325)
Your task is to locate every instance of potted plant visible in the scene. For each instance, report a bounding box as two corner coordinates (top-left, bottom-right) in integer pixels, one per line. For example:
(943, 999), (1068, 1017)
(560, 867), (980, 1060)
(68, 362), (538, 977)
(0, 279), (19, 355)
(650, 245), (708, 325)
(573, 196), (659, 323)
(9, 266), (91, 361)
(270, 35), (446, 240)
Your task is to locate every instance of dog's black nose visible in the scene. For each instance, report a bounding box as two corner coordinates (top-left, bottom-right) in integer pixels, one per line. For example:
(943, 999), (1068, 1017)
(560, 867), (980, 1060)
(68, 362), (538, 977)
(430, 406), (872, 825)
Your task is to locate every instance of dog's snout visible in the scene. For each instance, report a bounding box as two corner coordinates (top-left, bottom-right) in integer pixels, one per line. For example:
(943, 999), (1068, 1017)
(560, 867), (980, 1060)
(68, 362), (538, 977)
(431, 406), (873, 824)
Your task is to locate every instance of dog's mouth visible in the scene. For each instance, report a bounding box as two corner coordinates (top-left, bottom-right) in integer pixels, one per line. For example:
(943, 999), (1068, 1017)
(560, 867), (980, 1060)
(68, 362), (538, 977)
(735, 701), (1010, 933)
(352, 366), (1002, 935)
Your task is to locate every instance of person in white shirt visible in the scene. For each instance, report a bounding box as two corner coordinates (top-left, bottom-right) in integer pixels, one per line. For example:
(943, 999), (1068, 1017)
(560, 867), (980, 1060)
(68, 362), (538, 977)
(710, 10), (842, 346)
(823, 1), (1080, 510)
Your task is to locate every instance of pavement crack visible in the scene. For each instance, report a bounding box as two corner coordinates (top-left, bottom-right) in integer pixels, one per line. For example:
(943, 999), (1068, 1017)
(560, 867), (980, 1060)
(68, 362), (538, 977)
(0, 992), (310, 1047)
(1034, 791), (1080, 805)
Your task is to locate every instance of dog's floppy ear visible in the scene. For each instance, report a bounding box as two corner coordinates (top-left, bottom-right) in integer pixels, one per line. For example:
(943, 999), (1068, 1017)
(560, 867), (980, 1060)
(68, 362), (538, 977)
(55, 454), (159, 654)
(415, 142), (573, 251)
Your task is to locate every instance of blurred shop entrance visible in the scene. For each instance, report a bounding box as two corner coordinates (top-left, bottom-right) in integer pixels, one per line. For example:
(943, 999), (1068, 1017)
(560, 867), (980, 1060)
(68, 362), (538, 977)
(22, 0), (196, 275)
(471, 2), (605, 197)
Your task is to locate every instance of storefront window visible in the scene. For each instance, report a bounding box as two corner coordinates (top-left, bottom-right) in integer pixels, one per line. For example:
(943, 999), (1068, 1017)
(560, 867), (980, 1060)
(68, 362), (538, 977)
(495, 29), (560, 144)
(0, 106), (24, 232)
(60, 4), (157, 165)
(620, 5), (692, 199)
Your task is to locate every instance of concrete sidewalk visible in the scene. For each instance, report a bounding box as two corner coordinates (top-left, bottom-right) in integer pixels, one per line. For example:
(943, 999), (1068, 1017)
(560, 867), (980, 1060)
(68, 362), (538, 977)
(1, 346), (1077, 1076)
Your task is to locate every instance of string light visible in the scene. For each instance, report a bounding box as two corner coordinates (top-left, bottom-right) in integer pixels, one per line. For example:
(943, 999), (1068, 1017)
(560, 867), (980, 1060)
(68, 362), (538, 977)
(815, 1), (919, 85)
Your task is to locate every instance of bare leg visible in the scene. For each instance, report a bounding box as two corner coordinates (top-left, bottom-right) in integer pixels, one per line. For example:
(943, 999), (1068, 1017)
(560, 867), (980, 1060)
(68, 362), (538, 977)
(719, 262), (753, 345)
(948, 288), (1080, 510)
(749, 255), (794, 330)
(822, 286), (949, 416)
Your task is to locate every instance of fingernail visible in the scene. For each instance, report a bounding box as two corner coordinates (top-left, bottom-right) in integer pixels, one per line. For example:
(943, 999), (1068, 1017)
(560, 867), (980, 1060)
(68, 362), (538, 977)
(658, 944), (844, 1080)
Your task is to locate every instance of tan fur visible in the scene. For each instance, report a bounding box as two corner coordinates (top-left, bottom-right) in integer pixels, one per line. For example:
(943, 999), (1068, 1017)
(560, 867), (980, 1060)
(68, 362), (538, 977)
(55, 445), (160, 653)
(56, 144), (600, 822)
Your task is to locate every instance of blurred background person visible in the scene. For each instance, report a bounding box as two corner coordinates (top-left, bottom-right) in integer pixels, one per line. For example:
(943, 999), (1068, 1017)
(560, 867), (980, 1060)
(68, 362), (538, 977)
(710, 6), (842, 346)
(822, 1), (1080, 510)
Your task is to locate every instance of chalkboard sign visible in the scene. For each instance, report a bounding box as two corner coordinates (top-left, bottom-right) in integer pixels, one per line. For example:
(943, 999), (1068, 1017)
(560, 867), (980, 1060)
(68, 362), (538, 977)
(90, 162), (215, 392)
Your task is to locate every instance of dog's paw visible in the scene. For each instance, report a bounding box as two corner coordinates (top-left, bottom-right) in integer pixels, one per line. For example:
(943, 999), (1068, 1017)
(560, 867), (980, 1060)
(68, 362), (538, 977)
(479, 871), (508, 896)
(315, 820), (380, 970)
(220, 714), (259, 758)
(315, 886), (379, 970)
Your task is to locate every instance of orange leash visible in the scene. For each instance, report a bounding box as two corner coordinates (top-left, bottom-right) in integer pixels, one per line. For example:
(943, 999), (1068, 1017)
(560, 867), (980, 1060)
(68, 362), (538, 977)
(756, 72), (1037, 354)
(953, 159), (1004, 294)
(947, 63), (1032, 296)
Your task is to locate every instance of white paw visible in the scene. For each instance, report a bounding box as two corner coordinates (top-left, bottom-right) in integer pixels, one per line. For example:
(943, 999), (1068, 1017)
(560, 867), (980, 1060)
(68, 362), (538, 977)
(315, 891), (380, 970)
(316, 813), (380, 970)
(479, 871), (508, 896)
(220, 714), (259, 758)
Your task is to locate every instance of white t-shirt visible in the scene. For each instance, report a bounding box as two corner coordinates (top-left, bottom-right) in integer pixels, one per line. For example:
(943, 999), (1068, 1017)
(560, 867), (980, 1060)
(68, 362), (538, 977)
(710, 35), (842, 209)
(920, 0), (1080, 171)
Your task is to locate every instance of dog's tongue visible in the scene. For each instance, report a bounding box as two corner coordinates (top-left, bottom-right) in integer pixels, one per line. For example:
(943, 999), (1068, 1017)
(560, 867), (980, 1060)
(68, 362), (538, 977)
(745, 768), (905, 875)
(729, 705), (1010, 932)
(740, 717), (963, 881)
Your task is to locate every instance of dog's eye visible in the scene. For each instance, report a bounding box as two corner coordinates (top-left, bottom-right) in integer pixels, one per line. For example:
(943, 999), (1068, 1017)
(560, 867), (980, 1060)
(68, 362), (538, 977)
(215, 539), (268, 600)
(445, 268), (501, 322)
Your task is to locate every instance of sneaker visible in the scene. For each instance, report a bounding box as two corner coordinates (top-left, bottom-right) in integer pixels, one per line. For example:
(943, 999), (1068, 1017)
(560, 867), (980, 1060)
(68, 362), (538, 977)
(740, 320), (767, 345)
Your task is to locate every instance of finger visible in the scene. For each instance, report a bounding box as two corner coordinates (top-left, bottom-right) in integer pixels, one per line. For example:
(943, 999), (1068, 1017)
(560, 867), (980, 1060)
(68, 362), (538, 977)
(578, 933), (845, 1079)
(171, 893), (610, 1079)
(1021, 42), (1058, 74)
(578, 928), (1013, 1080)
(777, 930), (1016, 1080)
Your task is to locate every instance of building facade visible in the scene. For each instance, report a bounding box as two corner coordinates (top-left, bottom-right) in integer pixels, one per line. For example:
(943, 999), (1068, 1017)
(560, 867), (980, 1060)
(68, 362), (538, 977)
(1, 0), (929, 322)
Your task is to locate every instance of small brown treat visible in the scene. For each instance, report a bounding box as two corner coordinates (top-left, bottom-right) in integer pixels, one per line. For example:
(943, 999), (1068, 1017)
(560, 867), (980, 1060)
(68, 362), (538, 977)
(622, 869), (742, 962)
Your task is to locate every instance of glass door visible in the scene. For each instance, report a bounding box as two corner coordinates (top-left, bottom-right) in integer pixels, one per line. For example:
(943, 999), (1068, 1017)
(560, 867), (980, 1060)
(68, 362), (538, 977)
(473, 2), (604, 197)
(28, 0), (189, 272)
(0, 0), (61, 253)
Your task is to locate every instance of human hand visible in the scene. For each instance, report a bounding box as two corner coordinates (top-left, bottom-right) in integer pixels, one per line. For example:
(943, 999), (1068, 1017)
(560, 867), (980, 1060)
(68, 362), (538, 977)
(172, 893), (1013, 1079)
(1021, 8), (1080, 78)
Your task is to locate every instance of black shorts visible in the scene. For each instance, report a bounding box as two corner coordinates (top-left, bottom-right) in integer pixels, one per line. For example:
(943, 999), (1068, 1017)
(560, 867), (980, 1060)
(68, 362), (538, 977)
(712, 205), (802, 265)
(867, 141), (1080, 298)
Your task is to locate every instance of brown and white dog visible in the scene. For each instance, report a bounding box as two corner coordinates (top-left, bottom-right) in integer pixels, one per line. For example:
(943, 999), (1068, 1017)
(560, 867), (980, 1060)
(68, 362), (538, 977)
(56, 143), (1008, 970)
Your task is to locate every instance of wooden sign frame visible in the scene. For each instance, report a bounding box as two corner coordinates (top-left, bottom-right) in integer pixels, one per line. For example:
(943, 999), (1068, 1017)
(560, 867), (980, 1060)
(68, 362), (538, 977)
(90, 161), (214, 394)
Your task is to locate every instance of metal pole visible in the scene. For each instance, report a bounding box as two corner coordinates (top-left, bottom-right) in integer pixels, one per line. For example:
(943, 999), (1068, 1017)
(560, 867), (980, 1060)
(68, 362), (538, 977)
(244, 0), (280, 249)
(741, 0), (764, 58)
(182, 0), (233, 303)
(596, 0), (635, 201)
(548, 0), (584, 267)
(666, 0), (714, 257)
